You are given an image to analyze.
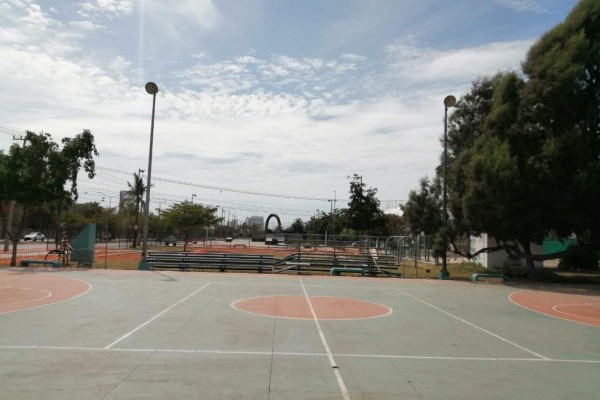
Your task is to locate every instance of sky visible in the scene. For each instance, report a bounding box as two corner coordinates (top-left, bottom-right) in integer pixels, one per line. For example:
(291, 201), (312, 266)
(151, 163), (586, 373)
(0, 0), (580, 228)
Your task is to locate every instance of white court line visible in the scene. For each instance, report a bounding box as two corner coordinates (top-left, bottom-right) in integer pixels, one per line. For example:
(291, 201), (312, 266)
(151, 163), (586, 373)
(103, 283), (210, 349)
(396, 289), (549, 360)
(300, 279), (351, 400)
(1, 345), (599, 364)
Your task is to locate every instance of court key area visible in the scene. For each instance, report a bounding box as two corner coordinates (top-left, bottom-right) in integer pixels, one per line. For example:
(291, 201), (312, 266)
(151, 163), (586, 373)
(0, 268), (599, 399)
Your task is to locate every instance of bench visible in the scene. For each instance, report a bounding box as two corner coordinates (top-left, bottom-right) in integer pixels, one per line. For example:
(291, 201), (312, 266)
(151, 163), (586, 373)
(331, 267), (366, 276)
(471, 273), (510, 283)
(20, 259), (62, 268)
(146, 252), (274, 273)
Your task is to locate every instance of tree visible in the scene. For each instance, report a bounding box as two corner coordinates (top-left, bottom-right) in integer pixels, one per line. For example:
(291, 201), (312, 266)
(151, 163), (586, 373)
(290, 218), (305, 233)
(447, 0), (600, 267)
(402, 177), (442, 237)
(0, 130), (98, 265)
(520, 0), (600, 249)
(127, 172), (146, 248)
(160, 202), (222, 251)
(446, 73), (508, 159)
(58, 202), (106, 236)
(346, 174), (384, 235)
(401, 177), (446, 267)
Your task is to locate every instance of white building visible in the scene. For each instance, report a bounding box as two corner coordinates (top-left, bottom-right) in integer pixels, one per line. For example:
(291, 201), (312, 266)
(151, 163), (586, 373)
(245, 216), (265, 231)
(470, 233), (543, 269)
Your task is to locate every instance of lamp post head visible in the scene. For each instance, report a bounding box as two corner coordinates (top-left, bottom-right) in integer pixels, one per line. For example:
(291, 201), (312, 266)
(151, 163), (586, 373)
(444, 95), (456, 108)
(145, 82), (159, 95)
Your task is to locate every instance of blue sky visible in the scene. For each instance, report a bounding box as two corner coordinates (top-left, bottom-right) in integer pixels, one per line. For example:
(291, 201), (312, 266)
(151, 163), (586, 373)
(0, 0), (579, 227)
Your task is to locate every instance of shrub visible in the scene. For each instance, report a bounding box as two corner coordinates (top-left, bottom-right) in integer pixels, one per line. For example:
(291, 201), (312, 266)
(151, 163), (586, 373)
(558, 245), (599, 271)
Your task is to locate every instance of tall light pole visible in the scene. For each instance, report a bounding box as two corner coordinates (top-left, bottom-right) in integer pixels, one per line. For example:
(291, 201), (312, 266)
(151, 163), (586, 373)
(140, 81), (158, 269)
(191, 193), (196, 204)
(441, 95), (456, 279)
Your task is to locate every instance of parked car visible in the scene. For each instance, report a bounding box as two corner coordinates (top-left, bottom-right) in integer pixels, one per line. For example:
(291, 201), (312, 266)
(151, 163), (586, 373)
(24, 232), (45, 241)
(164, 236), (177, 246)
(225, 237), (233, 242)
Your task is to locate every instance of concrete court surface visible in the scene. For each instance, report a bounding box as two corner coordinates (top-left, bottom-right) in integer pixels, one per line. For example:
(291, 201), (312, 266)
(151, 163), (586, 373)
(0, 268), (599, 400)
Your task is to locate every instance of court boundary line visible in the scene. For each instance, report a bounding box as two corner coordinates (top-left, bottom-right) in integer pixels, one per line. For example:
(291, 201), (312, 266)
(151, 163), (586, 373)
(103, 283), (210, 349)
(0, 345), (598, 364)
(396, 289), (549, 360)
(300, 278), (350, 400)
(509, 291), (600, 328)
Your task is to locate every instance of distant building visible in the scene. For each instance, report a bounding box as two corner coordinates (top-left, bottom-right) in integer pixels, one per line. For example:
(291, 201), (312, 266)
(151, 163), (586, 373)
(119, 190), (135, 213)
(245, 216), (265, 232)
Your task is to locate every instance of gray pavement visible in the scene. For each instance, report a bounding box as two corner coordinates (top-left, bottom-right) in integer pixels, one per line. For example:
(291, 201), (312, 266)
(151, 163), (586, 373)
(0, 269), (598, 399)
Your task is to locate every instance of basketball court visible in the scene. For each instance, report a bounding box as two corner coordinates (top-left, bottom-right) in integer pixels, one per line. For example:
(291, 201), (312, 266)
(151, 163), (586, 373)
(0, 267), (598, 399)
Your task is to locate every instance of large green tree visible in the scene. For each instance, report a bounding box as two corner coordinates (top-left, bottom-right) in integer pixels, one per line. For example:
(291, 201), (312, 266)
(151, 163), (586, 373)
(520, 0), (600, 248)
(437, 0), (600, 268)
(0, 130), (98, 265)
(161, 201), (222, 251)
(346, 174), (384, 235)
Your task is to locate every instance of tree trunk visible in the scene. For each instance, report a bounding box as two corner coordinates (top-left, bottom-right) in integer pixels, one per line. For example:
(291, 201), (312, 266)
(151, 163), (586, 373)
(520, 240), (535, 269)
(133, 199), (140, 248)
(4, 201), (15, 252)
(10, 239), (18, 267)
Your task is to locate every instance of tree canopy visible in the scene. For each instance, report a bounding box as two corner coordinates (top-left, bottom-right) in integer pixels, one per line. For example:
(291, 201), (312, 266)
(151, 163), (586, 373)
(0, 130), (98, 265)
(346, 174), (384, 235)
(160, 201), (221, 251)
(403, 0), (600, 267)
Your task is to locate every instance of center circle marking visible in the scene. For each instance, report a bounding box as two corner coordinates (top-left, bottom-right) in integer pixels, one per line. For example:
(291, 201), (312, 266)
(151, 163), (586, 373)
(232, 295), (392, 320)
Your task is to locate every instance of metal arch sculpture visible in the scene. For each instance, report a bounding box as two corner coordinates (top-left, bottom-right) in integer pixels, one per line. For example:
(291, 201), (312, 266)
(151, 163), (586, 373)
(265, 214), (282, 233)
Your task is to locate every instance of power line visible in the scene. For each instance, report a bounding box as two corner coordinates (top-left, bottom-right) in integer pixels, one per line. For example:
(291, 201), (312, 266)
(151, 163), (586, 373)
(0, 126), (24, 137)
(97, 166), (329, 201)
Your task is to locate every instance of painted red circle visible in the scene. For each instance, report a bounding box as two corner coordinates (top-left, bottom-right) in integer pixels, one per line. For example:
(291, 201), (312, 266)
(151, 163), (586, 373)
(233, 296), (391, 320)
(0, 271), (90, 314)
(510, 291), (600, 327)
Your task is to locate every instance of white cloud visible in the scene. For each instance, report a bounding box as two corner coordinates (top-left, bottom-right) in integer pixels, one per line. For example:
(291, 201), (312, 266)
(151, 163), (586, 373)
(78, 0), (133, 19)
(175, 54), (363, 98)
(384, 38), (533, 86)
(108, 55), (132, 72)
(69, 20), (104, 31)
(0, 0), (79, 56)
(495, 0), (543, 12)
(142, 0), (220, 32)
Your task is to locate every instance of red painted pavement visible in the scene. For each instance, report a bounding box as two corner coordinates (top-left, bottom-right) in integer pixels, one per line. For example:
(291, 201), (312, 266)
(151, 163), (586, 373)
(0, 270), (90, 314)
(510, 291), (600, 327)
(233, 295), (391, 320)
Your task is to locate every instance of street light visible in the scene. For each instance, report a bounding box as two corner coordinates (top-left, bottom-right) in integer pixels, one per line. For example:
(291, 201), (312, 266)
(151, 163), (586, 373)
(441, 94), (456, 279)
(140, 82), (158, 269)
(191, 193), (196, 204)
